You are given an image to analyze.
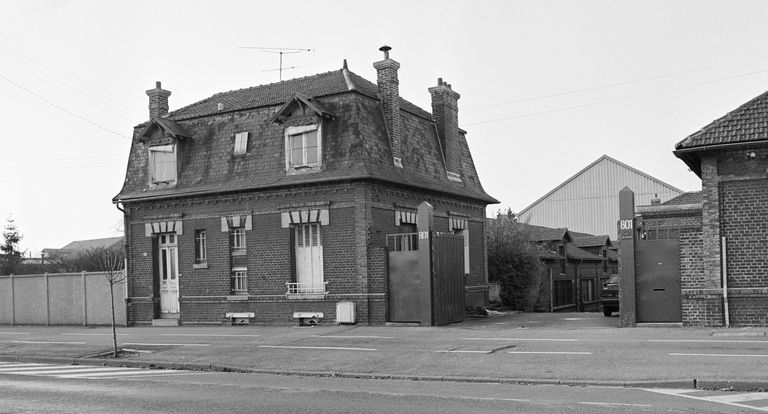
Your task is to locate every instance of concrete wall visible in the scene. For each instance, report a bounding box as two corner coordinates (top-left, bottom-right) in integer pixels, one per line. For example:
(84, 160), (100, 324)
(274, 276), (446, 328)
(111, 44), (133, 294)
(0, 271), (126, 326)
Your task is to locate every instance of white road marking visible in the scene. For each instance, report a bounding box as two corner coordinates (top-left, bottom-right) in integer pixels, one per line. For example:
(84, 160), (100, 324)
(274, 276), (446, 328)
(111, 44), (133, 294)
(311, 335), (395, 339)
(11, 340), (86, 345)
(0, 332), (28, 335)
(159, 333), (261, 337)
(122, 342), (209, 347)
(578, 402), (652, 408)
(61, 333), (129, 336)
(670, 353), (768, 357)
(259, 345), (376, 351)
(462, 337), (579, 342)
(647, 388), (768, 412)
(435, 350), (490, 354)
(0, 361), (190, 380)
(508, 351), (592, 355)
(649, 339), (768, 344)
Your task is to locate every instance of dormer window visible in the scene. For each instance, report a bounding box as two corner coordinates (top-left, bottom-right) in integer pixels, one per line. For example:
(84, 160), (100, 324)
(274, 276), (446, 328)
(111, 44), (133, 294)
(286, 124), (321, 170)
(234, 132), (249, 156)
(149, 144), (177, 184)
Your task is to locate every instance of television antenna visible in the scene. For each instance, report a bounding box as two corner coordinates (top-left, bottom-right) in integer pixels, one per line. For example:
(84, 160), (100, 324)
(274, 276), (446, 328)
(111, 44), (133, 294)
(238, 46), (314, 81)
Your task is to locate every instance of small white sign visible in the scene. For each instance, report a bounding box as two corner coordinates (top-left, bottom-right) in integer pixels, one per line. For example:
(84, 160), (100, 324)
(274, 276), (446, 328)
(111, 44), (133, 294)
(619, 219), (633, 230)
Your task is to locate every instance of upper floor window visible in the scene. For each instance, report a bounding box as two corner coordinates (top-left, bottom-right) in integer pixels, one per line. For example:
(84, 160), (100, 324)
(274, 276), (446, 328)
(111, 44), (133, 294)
(149, 144), (177, 183)
(231, 228), (246, 255)
(286, 124), (321, 170)
(234, 132), (249, 156)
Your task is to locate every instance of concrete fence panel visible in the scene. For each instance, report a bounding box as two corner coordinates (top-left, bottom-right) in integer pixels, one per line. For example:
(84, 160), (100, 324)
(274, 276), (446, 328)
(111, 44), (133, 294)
(0, 277), (12, 324)
(0, 271), (126, 326)
(48, 273), (84, 325)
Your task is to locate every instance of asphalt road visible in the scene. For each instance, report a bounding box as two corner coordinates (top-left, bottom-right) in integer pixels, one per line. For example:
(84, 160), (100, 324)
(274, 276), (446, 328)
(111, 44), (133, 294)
(0, 365), (759, 413)
(1, 312), (766, 387)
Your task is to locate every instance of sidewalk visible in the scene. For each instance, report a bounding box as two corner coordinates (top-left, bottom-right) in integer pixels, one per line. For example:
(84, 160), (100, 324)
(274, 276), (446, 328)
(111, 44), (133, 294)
(1, 312), (767, 391)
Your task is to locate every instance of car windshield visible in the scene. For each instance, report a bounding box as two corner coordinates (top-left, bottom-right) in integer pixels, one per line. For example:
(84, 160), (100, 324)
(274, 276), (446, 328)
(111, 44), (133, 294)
(608, 275), (620, 284)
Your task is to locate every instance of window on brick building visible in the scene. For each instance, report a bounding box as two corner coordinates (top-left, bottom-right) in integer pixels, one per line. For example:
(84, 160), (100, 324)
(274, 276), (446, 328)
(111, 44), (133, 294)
(195, 230), (207, 263)
(453, 228), (470, 274)
(234, 132), (249, 156)
(285, 124), (321, 170)
(149, 144), (177, 183)
(231, 267), (248, 295)
(231, 228), (246, 255)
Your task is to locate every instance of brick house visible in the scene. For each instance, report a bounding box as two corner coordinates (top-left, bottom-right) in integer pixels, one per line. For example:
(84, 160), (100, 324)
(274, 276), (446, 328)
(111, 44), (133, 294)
(672, 91), (768, 327)
(113, 47), (496, 326)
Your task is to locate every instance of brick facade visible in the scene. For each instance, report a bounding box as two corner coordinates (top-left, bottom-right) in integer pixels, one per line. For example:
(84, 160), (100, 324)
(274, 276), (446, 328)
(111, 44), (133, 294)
(116, 51), (496, 326)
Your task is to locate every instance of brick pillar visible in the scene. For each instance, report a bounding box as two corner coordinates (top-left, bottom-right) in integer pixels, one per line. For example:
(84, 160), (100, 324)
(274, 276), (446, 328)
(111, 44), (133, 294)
(618, 187), (637, 327)
(146, 81), (171, 119)
(428, 78), (462, 174)
(700, 155), (721, 291)
(373, 46), (402, 166)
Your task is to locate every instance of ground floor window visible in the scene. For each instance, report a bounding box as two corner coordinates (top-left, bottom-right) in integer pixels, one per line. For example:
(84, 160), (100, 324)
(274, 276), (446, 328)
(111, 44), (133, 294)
(232, 267), (248, 295)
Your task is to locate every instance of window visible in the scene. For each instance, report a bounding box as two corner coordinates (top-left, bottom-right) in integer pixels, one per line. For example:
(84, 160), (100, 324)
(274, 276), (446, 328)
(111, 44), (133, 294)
(234, 132), (248, 155)
(232, 267), (248, 295)
(286, 125), (320, 169)
(558, 245), (566, 275)
(231, 228), (246, 254)
(195, 230), (207, 263)
(149, 144), (177, 183)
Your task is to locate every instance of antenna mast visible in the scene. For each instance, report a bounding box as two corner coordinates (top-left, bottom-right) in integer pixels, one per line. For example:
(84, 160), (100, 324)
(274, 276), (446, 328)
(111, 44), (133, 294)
(238, 46), (314, 81)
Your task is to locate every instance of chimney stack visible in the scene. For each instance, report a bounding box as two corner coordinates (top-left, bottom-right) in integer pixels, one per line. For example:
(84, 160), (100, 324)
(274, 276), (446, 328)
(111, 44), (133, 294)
(429, 77), (461, 174)
(146, 81), (171, 119)
(373, 45), (403, 167)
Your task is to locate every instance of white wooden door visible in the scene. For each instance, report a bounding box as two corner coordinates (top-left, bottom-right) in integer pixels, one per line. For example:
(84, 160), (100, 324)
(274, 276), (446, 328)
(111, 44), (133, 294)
(295, 223), (323, 289)
(159, 234), (180, 314)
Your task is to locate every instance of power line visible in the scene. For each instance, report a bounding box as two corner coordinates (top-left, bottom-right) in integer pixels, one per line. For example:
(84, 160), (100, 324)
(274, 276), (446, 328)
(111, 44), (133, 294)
(0, 34), (144, 120)
(464, 54), (768, 111)
(464, 66), (768, 126)
(0, 71), (129, 139)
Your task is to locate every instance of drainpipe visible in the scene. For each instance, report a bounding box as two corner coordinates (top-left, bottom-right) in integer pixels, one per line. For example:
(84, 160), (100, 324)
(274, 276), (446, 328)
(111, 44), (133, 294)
(721, 236), (730, 328)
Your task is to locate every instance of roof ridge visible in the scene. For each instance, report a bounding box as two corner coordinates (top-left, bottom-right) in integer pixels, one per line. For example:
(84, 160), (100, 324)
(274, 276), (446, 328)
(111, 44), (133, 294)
(166, 69), (346, 119)
(676, 88), (768, 149)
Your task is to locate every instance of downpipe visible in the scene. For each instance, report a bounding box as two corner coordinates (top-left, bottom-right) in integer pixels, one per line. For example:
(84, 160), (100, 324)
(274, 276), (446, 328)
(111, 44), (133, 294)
(721, 236), (730, 328)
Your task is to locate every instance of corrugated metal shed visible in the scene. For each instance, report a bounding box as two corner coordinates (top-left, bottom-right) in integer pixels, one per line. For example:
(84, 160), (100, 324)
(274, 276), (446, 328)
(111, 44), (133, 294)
(518, 155), (685, 238)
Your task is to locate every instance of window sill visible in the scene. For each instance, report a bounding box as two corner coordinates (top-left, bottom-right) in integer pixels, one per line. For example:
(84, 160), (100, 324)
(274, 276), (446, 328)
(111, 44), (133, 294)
(226, 295), (249, 301)
(192, 262), (208, 269)
(231, 250), (247, 256)
(287, 165), (321, 175)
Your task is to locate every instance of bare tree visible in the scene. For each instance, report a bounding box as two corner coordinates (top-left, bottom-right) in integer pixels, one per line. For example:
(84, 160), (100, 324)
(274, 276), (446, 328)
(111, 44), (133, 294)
(83, 247), (126, 357)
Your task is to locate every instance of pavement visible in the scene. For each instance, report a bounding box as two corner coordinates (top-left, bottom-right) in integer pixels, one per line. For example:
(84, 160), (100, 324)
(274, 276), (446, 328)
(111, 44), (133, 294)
(1, 311), (767, 391)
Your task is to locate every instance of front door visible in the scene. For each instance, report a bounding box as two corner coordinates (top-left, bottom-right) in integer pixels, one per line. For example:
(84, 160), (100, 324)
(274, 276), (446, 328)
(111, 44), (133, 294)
(295, 223), (323, 290)
(635, 238), (681, 323)
(158, 233), (180, 314)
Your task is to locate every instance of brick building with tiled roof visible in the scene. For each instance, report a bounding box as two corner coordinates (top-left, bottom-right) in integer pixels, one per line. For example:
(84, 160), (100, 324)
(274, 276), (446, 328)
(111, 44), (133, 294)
(630, 90), (767, 327)
(114, 47), (496, 326)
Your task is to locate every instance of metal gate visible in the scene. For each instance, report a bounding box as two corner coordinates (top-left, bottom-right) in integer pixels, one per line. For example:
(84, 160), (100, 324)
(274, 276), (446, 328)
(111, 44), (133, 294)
(387, 233), (421, 323)
(635, 239), (682, 323)
(432, 233), (465, 326)
(386, 231), (465, 325)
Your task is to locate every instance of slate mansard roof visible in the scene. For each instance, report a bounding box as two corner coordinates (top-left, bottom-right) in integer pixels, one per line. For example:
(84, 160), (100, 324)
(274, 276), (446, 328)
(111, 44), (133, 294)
(114, 66), (497, 205)
(675, 89), (768, 175)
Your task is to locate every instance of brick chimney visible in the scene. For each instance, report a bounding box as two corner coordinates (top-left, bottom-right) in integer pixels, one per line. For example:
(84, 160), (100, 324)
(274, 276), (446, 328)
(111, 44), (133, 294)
(373, 46), (402, 167)
(428, 78), (461, 175)
(146, 81), (171, 119)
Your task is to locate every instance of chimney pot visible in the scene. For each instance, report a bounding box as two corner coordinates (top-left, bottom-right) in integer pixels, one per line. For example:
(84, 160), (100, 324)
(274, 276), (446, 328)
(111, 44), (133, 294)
(155, 81), (161, 89)
(379, 45), (391, 59)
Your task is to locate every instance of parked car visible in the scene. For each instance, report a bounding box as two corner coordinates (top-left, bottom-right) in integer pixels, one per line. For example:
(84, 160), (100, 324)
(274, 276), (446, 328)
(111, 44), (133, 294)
(599, 274), (620, 316)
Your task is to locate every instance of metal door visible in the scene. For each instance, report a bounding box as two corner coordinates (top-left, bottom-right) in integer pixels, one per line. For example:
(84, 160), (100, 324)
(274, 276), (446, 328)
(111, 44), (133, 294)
(158, 233), (179, 314)
(387, 233), (420, 322)
(432, 233), (465, 326)
(635, 239), (681, 322)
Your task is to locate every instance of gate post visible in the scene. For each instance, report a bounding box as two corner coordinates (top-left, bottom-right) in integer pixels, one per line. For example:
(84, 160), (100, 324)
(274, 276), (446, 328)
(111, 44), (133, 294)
(618, 187), (637, 327)
(416, 201), (434, 326)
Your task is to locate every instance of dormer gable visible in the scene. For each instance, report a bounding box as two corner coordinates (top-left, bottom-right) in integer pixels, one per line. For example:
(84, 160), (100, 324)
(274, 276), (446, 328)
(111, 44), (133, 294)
(270, 92), (335, 125)
(138, 117), (192, 144)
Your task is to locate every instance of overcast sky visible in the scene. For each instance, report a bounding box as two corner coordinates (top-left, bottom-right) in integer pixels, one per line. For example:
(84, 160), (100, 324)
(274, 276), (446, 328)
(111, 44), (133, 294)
(2, 0), (767, 255)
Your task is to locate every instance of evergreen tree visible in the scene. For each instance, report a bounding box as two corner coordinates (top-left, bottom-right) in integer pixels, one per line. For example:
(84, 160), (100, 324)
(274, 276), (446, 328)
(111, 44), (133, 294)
(0, 217), (23, 275)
